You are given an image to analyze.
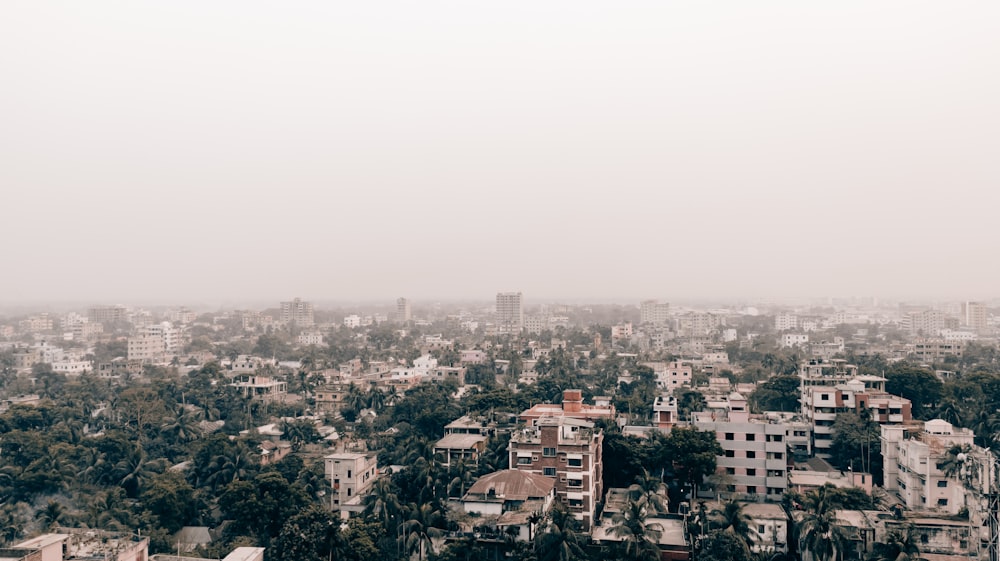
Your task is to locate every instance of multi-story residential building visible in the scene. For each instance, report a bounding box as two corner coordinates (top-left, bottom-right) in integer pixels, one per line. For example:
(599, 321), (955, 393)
(693, 393), (788, 502)
(902, 309), (955, 336)
(280, 297), (314, 327)
(801, 378), (910, 458)
(961, 301), (987, 332)
(324, 452), (379, 518)
(610, 323), (633, 342)
(297, 332), (324, 346)
(640, 300), (671, 325)
(231, 376), (288, 402)
(524, 316), (547, 335)
(653, 394), (678, 429)
(519, 389), (615, 426)
(343, 315), (361, 328)
(642, 361), (692, 390)
(88, 305), (127, 324)
(798, 359), (909, 458)
(496, 292), (524, 333)
(781, 333), (809, 348)
(882, 420), (989, 518)
(396, 297), (411, 323)
(508, 416), (603, 529)
(775, 313), (798, 331)
(127, 322), (181, 363)
(913, 340), (965, 360)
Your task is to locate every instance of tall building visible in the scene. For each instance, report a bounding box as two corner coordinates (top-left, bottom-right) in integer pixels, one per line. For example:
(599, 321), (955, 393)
(496, 292), (524, 333)
(280, 297), (314, 327)
(693, 392), (788, 502)
(961, 301), (987, 331)
(639, 300), (670, 325)
(88, 305), (127, 324)
(508, 416), (604, 529)
(396, 297), (412, 323)
(324, 452), (379, 518)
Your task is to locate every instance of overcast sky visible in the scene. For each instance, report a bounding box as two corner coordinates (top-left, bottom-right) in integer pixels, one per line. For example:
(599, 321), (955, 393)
(2, 1), (998, 305)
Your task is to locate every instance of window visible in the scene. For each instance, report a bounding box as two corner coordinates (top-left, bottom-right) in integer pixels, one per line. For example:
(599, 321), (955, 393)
(725, 433), (735, 440)
(821, 394), (830, 400)
(568, 479), (582, 488)
(746, 434), (756, 441)
(746, 451), (756, 459)
(747, 469), (756, 476)
(517, 457), (532, 465)
(543, 467), (556, 477)
(758, 525), (765, 534)
(543, 447), (556, 457)
(937, 480), (948, 488)
(347, 470), (352, 478)
(726, 468), (736, 475)
(747, 486), (758, 495)
(937, 498), (949, 506)
(725, 450), (735, 458)
(568, 458), (582, 467)
(568, 499), (583, 508)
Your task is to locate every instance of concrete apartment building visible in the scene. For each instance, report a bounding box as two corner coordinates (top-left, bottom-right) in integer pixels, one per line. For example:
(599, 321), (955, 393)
(643, 361), (692, 390)
(508, 416), (603, 529)
(640, 300), (671, 325)
(882, 420), (990, 519)
(88, 305), (127, 324)
(280, 297), (314, 327)
(324, 452), (378, 518)
(653, 394), (678, 429)
(961, 301), (987, 331)
(913, 340), (966, 360)
(798, 359), (911, 458)
(693, 393), (788, 502)
(396, 297), (411, 323)
(775, 313), (798, 331)
(496, 292), (524, 333)
(127, 322), (181, 363)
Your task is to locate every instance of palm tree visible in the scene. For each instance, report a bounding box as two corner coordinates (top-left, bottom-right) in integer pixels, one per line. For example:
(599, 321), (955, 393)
(112, 446), (168, 497)
(629, 468), (669, 514)
(366, 477), (401, 529)
(536, 507), (587, 561)
(608, 497), (663, 561)
(798, 509), (851, 561)
(400, 503), (440, 561)
(36, 501), (64, 530)
(711, 499), (755, 550)
(161, 406), (203, 444)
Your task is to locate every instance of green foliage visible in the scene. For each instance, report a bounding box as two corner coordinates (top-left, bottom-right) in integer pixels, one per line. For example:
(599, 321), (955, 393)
(697, 531), (751, 561)
(749, 375), (800, 412)
(885, 363), (942, 419)
(828, 411), (882, 484)
(142, 471), (198, 533)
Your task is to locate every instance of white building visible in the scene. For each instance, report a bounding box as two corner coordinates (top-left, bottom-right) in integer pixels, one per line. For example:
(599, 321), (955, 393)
(781, 333), (809, 348)
(297, 332), (324, 346)
(640, 300), (671, 325)
(343, 315), (361, 328)
(496, 292), (524, 333)
(775, 313), (798, 331)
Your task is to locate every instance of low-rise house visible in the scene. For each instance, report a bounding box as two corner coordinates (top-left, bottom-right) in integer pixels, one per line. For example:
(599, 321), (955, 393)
(461, 469), (556, 542)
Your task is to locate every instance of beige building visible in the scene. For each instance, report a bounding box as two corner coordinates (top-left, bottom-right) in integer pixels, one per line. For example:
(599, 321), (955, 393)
(324, 452), (379, 518)
(280, 297), (314, 327)
(496, 292), (524, 333)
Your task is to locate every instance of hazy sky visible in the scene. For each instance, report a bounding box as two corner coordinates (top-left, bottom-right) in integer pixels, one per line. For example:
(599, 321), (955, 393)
(2, 1), (998, 304)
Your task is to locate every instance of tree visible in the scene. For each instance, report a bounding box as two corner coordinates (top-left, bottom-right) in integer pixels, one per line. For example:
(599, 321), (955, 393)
(697, 531), (751, 561)
(710, 500), (754, 550)
(885, 364), (942, 419)
(750, 375), (801, 412)
(607, 497), (663, 561)
(628, 468), (669, 514)
(798, 487), (853, 561)
(273, 504), (343, 561)
(828, 411), (882, 483)
(654, 426), (722, 502)
(676, 389), (707, 422)
(142, 471), (198, 533)
(535, 507), (587, 561)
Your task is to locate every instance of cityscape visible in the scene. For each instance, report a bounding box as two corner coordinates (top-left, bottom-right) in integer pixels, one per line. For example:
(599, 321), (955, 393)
(1, 295), (1000, 561)
(3, 2), (999, 561)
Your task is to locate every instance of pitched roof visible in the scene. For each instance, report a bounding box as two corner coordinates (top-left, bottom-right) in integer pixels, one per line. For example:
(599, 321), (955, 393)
(465, 470), (555, 502)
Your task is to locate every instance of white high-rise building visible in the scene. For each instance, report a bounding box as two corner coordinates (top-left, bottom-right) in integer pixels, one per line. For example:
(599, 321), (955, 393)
(961, 301), (987, 331)
(639, 300), (670, 325)
(496, 292), (524, 333)
(396, 297), (412, 323)
(280, 298), (314, 327)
